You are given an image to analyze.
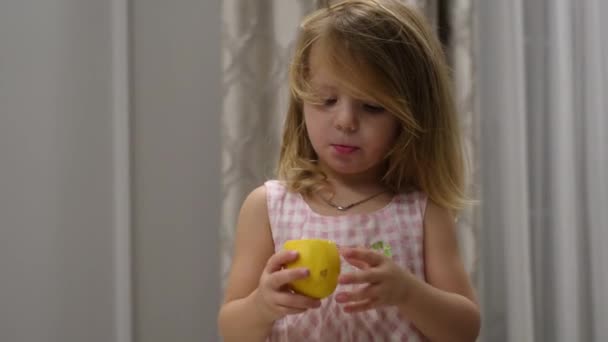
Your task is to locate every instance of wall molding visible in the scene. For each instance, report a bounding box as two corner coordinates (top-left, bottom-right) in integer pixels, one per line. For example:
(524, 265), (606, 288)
(111, 0), (133, 341)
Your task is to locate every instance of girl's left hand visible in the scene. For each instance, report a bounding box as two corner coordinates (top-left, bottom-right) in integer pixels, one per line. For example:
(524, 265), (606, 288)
(334, 246), (414, 313)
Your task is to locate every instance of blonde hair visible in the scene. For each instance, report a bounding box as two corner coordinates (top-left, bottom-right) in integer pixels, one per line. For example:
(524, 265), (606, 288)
(277, 0), (469, 210)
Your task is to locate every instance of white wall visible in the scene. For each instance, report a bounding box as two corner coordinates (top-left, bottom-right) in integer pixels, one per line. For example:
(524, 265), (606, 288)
(131, 0), (221, 341)
(0, 0), (221, 341)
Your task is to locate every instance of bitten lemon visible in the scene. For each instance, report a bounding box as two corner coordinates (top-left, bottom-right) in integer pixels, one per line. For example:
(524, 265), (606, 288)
(283, 239), (341, 299)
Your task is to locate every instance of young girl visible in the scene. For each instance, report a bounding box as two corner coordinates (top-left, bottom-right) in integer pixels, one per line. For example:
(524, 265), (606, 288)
(218, 0), (480, 341)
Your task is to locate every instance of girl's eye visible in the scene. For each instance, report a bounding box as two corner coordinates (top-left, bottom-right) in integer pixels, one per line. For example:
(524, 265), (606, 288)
(363, 103), (385, 113)
(323, 98), (337, 106)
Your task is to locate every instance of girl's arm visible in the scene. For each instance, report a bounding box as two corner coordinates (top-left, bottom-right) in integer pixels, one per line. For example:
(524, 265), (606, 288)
(396, 200), (481, 342)
(217, 186), (276, 342)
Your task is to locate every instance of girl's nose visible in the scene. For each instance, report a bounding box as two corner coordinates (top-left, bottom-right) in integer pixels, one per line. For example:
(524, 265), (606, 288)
(334, 102), (358, 133)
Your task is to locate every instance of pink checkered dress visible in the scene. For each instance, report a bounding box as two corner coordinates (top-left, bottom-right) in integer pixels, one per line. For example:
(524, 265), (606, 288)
(264, 180), (428, 342)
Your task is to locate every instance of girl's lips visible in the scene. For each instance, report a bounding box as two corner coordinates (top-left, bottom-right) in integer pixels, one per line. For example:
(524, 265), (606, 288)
(332, 144), (359, 154)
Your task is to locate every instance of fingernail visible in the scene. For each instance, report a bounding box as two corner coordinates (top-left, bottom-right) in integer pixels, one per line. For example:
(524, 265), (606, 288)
(302, 268), (310, 276)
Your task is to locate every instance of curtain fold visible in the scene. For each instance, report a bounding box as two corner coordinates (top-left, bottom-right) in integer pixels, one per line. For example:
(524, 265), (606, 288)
(476, 0), (608, 340)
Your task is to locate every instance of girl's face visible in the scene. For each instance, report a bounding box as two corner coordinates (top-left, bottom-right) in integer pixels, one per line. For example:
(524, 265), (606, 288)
(303, 47), (400, 182)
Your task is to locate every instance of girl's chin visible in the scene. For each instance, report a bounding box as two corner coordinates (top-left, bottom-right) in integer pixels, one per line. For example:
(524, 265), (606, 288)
(321, 160), (376, 177)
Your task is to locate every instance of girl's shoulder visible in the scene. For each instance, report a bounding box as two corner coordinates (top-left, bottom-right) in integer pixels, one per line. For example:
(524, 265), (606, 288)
(262, 179), (302, 214)
(263, 179), (287, 203)
(239, 185), (270, 218)
(263, 179), (286, 195)
(263, 179), (304, 200)
(394, 189), (429, 217)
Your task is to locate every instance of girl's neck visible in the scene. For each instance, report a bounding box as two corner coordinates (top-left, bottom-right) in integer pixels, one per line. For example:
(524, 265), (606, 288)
(319, 163), (388, 193)
(306, 163), (394, 216)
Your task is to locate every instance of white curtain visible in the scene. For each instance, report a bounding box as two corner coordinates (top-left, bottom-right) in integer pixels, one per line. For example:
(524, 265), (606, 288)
(221, 0), (320, 286)
(449, 0), (480, 287)
(475, 1), (608, 341)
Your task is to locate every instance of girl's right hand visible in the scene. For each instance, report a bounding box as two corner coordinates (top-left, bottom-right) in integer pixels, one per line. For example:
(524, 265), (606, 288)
(254, 250), (322, 322)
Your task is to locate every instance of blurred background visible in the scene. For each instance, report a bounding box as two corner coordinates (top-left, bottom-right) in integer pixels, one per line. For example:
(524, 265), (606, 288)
(0, 0), (606, 341)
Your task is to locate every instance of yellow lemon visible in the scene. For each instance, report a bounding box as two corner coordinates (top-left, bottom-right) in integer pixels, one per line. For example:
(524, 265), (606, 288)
(283, 239), (341, 299)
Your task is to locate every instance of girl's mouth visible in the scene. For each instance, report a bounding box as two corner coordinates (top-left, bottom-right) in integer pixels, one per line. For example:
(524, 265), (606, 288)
(332, 144), (359, 154)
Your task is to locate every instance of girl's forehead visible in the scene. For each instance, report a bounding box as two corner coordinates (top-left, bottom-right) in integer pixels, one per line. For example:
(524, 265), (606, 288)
(308, 73), (340, 90)
(307, 46), (338, 80)
(308, 46), (382, 99)
(309, 70), (369, 97)
(307, 43), (375, 95)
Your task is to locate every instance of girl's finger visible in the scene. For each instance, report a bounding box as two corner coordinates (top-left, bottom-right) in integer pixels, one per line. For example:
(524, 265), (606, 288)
(334, 284), (376, 303)
(276, 304), (308, 316)
(275, 292), (322, 310)
(269, 267), (310, 289)
(265, 250), (299, 273)
(339, 269), (381, 285)
(342, 298), (376, 313)
(340, 247), (385, 267)
(343, 257), (370, 270)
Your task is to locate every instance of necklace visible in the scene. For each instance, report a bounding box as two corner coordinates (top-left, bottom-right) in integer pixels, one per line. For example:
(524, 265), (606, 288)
(320, 190), (387, 211)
